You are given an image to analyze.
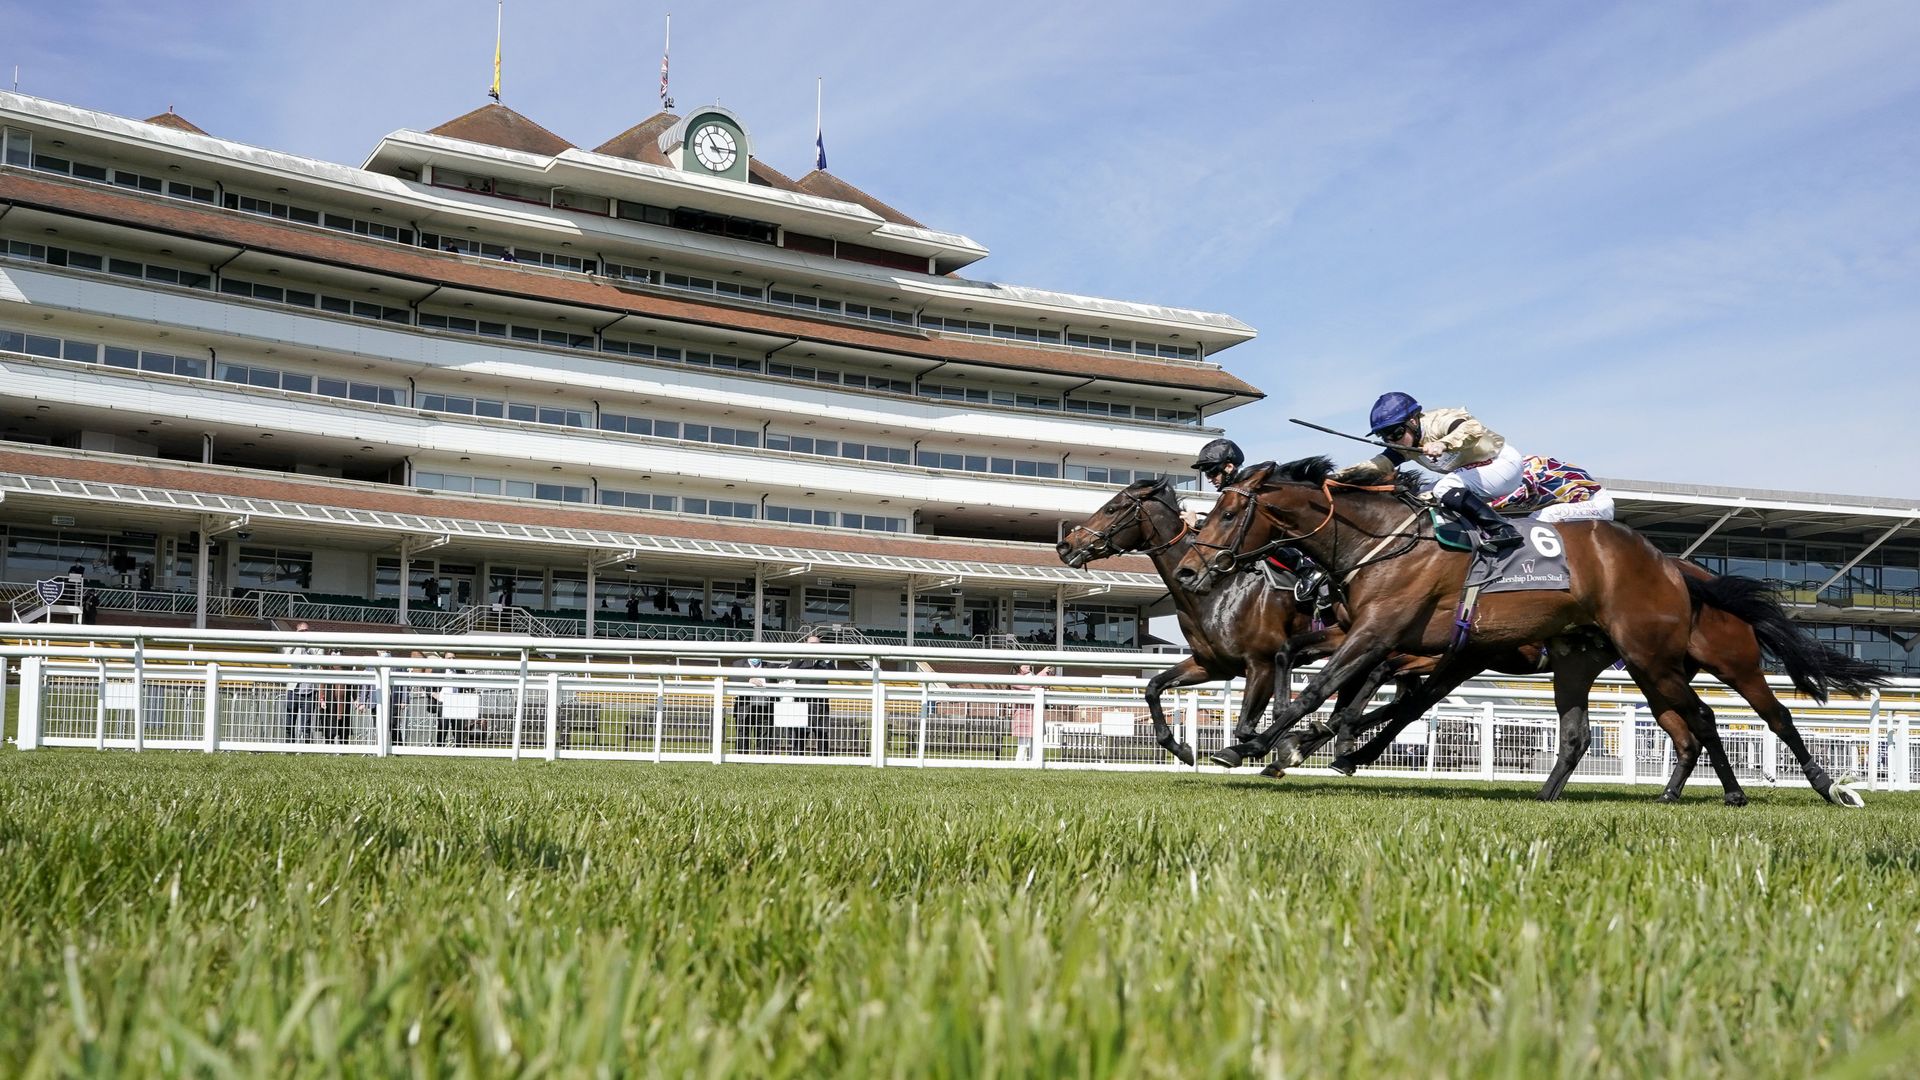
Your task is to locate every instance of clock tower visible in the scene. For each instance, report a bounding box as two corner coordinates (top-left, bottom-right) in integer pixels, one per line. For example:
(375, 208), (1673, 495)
(658, 107), (750, 183)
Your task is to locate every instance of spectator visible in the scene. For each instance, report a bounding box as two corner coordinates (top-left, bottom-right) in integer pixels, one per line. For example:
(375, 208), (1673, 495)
(1010, 665), (1039, 761)
(110, 548), (136, 587)
(499, 250), (516, 263)
(689, 597), (704, 622)
(789, 634), (834, 755)
(734, 657), (774, 753)
(138, 561), (154, 592)
(420, 575), (441, 611)
(456, 580), (472, 607)
(496, 579), (512, 607)
(81, 591), (101, 624)
(728, 601), (744, 626)
(626, 591), (640, 621)
(283, 622), (322, 743)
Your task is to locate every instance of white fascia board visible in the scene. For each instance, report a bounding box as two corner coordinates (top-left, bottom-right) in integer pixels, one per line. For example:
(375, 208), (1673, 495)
(0, 266), (1212, 457)
(3, 359), (1149, 516)
(0, 91), (422, 206)
(1608, 482), (1920, 521)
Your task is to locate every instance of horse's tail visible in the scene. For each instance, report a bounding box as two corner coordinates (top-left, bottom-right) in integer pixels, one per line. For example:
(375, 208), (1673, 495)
(1685, 574), (1889, 703)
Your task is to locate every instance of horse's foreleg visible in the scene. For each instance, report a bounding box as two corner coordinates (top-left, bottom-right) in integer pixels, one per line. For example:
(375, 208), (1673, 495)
(1234, 661), (1277, 746)
(1213, 636), (1394, 768)
(1146, 657), (1210, 766)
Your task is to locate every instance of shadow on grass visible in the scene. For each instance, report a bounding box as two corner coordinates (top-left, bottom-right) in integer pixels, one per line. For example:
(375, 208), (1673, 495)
(1183, 773), (1764, 805)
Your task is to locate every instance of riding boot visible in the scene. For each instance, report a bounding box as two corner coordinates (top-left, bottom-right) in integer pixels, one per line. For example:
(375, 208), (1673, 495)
(1438, 487), (1524, 553)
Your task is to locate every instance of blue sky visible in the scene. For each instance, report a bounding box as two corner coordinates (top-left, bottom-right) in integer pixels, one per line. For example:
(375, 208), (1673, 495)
(7, 0), (1918, 498)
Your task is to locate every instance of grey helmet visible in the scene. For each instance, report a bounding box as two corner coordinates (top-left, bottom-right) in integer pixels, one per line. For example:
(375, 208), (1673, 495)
(1190, 438), (1245, 473)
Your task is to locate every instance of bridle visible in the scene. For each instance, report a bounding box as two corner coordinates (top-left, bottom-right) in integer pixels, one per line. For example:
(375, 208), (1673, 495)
(1060, 481), (1190, 564)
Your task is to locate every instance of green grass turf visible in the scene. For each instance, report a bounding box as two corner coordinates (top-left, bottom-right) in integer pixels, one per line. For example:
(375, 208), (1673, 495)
(1, 751), (1917, 1077)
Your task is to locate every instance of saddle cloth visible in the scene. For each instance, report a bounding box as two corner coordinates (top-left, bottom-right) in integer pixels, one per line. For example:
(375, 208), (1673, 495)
(1468, 517), (1572, 594)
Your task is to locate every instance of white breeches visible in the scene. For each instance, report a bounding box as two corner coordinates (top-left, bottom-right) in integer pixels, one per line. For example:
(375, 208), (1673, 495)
(1535, 491), (1616, 522)
(1429, 444), (1524, 501)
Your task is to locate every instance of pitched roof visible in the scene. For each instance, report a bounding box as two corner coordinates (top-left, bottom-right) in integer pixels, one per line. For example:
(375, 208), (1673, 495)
(142, 109), (208, 136)
(746, 159), (807, 193)
(591, 112), (676, 165)
(796, 170), (925, 229)
(0, 170), (1260, 399)
(426, 103), (574, 156)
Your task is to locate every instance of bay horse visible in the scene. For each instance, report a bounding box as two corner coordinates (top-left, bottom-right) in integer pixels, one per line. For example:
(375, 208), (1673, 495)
(1176, 458), (1757, 804)
(1305, 562), (1883, 804)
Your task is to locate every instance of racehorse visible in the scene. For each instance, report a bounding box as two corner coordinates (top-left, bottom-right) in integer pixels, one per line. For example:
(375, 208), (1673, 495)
(1174, 458), (1823, 805)
(1056, 478), (1319, 767)
(1305, 562), (1884, 805)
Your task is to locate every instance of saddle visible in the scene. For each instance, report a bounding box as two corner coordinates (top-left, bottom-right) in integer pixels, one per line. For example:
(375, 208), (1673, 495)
(1259, 546), (1336, 621)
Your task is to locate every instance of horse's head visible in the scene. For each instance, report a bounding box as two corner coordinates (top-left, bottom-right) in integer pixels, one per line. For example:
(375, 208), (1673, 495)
(1174, 458), (1332, 593)
(1056, 477), (1181, 569)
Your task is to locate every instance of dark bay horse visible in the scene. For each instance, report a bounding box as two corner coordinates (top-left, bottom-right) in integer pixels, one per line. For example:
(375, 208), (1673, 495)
(1058, 478), (1554, 774)
(1056, 478), (1318, 766)
(1176, 458), (1783, 804)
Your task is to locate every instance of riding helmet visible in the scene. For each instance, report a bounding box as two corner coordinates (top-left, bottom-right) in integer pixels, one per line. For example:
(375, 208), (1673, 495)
(1368, 391), (1421, 434)
(1190, 438), (1245, 472)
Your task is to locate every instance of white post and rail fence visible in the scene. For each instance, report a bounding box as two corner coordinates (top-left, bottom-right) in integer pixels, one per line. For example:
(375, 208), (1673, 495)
(2, 625), (1913, 791)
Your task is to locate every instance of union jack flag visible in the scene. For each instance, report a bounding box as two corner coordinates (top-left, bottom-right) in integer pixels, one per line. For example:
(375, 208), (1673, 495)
(658, 47), (669, 107)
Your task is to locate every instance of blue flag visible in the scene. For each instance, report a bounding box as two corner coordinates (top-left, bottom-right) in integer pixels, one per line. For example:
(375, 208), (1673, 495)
(815, 129), (828, 172)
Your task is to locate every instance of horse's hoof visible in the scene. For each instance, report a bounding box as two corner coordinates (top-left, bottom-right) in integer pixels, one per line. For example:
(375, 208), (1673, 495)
(1167, 742), (1197, 767)
(1831, 784), (1866, 809)
(1328, 756), (1357, 777)
(1534, 789), (1559, 803)
(1258, 762), (1287, 780)
(1655, 791), (1682, 804)
(1210, 746), (1247, 769)
(1723, 791), (1749, 808)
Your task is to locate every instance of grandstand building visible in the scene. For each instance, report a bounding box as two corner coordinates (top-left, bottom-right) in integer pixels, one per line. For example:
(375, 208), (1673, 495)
(1, 90), (1916, 672)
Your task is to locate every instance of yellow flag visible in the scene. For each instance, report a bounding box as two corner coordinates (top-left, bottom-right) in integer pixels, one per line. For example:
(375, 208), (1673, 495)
(488, 1), (502, 101)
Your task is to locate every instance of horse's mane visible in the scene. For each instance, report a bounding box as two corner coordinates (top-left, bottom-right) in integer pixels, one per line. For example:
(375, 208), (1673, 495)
(1271, 456), (1333, 484)
(1263, 454), (1423, 498)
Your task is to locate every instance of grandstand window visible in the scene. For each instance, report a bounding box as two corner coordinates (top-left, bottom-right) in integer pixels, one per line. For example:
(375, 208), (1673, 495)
(11, 132), (216, 203)
(1067, 603), (1139, 647)
(1065, 331), (1199, 362)
(221, 277), (410, 323)
(2, 525), (116, 584)
(221, 193), (321, 225)
(417, 470), (584, 504)
(766, 505), (904, 533)
(660, 271), (766, 300)
(920, 314), (1063, 345)
(2, 237), (209, 288)
(418, 310), (592, 349)
(803, 586), (853, 623)
(235, 547), (314, 592)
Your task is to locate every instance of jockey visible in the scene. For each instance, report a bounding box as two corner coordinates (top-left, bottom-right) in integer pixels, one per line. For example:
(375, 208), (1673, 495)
(1191, 438), (1246, 491)
(1335, 392), (1525, 552)
(1334, 392), (1615, 552)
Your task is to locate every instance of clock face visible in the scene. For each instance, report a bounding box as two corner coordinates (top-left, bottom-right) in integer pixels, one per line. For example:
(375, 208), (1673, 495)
(691, 123), (738, 172)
